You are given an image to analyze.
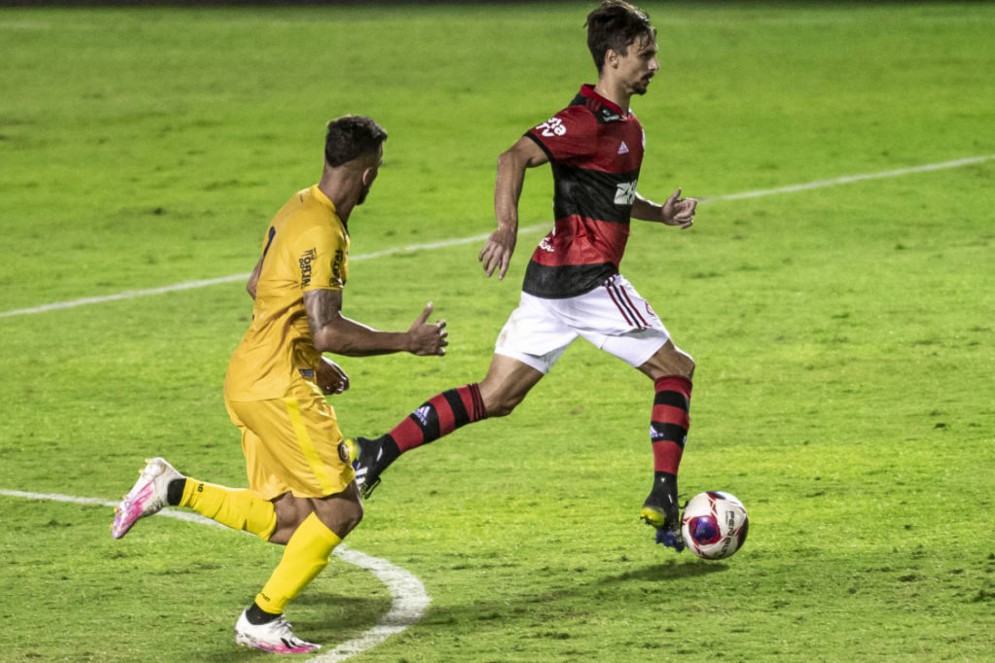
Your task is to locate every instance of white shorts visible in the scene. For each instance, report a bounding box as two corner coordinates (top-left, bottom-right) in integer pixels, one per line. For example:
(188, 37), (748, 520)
(495, 274), (670, 374)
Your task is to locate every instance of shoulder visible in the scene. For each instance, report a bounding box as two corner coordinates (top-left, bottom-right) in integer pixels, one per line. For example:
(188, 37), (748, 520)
(535, 103), (597, 136)
(277, 189), (337, 228)
(270, 192), (343, 250)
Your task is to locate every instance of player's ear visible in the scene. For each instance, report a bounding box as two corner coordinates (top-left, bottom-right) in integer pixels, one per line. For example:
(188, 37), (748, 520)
(361, 167), (377, 187)
(604, 48), (619, 69)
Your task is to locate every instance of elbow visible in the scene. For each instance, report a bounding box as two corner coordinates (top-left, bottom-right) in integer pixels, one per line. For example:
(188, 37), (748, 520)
(497, 144), (526, 171)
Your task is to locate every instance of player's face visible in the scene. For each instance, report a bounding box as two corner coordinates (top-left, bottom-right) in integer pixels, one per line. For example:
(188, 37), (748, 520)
(618, 35), (660, 96)
(357, 144), (383, 206)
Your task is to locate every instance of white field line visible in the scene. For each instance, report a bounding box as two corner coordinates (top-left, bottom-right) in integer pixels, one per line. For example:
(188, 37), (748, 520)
(0, 226), (543, 320)
(0, 274), (252, 319)
(0, 488), (430, 662)
(703, 154), (995, 202)
(1, 153), (992, 321)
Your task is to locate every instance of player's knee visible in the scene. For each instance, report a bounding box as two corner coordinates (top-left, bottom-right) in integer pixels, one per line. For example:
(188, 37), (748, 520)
(340, 502), (363, 533)
(328, 502), (363, 539)
(680, 352), (696, 379)
(310, 492), (363, 538)
(643, 343), (696, 380)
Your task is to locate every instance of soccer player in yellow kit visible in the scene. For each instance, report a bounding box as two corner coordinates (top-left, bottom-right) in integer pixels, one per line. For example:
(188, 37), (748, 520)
(111, 115), (448, 654)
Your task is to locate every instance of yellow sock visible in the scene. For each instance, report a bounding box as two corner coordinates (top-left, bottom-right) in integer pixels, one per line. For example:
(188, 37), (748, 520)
(255, 512), (342, 615)
(180, 479), (276, 540)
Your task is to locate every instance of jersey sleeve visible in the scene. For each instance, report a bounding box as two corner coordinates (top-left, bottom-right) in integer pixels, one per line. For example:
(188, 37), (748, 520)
(296, 224), (348, 293)
(526, 106), (598, 164)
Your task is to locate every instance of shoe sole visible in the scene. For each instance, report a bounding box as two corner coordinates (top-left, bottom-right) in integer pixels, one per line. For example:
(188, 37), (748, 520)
(235, 632), (319, 654)
(359, 476), (381, 499)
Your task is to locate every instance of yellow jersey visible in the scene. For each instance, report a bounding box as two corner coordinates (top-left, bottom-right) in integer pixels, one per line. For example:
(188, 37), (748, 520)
(225, 185), (348, 401)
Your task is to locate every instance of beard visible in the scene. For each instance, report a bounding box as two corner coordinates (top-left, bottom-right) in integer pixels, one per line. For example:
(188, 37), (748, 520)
(632, 75), (653, 95)
(357, 184), (371, 206)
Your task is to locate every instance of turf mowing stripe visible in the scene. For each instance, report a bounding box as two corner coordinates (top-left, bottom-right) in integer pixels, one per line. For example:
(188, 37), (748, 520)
(0, 488), (430, 661)
(1, 153), (992, 320)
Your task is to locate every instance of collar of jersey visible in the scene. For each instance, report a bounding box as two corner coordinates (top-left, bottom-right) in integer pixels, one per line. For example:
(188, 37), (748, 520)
(579, 84), (628, 117)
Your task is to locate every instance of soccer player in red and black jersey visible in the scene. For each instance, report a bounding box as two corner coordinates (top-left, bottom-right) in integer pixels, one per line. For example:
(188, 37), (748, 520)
(349, 0), (698, 551)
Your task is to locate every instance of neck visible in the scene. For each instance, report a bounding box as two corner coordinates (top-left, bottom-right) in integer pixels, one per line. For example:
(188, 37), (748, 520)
(318, 174), (359, 223)
(593, 77), (630, 113)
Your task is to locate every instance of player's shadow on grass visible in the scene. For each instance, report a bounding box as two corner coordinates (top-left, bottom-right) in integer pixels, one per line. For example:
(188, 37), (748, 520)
(294, 592), (389, 631)
(417, 560), (730, 640)
(599, 559), (730, 584)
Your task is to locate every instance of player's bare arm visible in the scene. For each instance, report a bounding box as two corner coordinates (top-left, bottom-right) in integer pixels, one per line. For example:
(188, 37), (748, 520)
(632, 188), (697, 229)
(246, 255), (263, 299)
(480, 136), (550, 280)
(304, 289), (447, 357)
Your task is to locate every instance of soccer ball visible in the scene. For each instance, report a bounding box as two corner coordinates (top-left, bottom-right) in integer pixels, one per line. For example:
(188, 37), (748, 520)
(681, 491), (749, 560)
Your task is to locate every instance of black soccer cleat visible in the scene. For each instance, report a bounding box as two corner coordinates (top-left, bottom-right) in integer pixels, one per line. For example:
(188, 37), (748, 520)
(345, 437), (384, 499)
(640, 476), (685, 552)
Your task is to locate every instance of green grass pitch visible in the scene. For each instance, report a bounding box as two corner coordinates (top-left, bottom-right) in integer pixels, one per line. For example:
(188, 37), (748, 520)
(1, 3), (993, 661)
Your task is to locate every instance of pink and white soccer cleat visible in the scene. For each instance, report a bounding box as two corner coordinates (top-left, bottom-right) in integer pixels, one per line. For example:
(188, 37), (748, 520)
(111, 457), (183, 539)
(234, 610), (321, 654)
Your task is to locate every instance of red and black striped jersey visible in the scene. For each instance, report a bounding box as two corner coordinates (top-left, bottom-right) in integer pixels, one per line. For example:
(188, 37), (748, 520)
(522, 84), (644, 299)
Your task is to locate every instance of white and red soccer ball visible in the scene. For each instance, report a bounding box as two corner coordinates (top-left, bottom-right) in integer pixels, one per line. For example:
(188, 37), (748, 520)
(681, 491), (749, 560)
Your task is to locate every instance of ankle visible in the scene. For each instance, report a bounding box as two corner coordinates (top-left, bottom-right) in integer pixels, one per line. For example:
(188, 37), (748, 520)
(374, 436), (401, 471)
(166, 478), (186, 506)
(245, 602), (280, 625)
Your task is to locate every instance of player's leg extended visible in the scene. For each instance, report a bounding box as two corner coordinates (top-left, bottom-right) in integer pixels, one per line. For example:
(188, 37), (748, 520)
(111, 457), (275, 540)
(349, 354), (545, 496)
(176, 478), (277, 540)
(638, 340), (695, 549)
(161, 423), (281, 540)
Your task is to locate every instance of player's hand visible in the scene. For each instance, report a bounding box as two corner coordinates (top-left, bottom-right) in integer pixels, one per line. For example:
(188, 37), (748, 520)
(406, 302), (448, 356)
(316, 356), (350, 395)
(661, 188), (697, 229)
(478, 226), (517, 280)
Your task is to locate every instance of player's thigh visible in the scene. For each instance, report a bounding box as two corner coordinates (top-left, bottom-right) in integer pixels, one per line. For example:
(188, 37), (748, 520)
(227, 396), (355, 501)
(494, 292), (577, 375)
(562, 275), (674, 369)
(557, 275), (665, 336)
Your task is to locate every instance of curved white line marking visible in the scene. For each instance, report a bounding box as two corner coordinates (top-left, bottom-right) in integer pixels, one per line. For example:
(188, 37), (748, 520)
(0, 488), (430, 661)
(310, 548), (430, 663)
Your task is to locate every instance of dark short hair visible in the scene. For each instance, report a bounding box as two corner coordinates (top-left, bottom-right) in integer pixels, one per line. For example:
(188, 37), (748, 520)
(324, 115), (388, 168)
(585, 0), (656, 72)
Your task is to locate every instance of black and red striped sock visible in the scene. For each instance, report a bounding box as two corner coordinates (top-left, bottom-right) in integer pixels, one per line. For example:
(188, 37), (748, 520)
(375, 384), (487, 469)
(650, 375), (692, 487)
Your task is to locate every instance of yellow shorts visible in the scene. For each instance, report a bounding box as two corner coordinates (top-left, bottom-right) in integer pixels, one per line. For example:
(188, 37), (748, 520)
(225, 394), (355, 501)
